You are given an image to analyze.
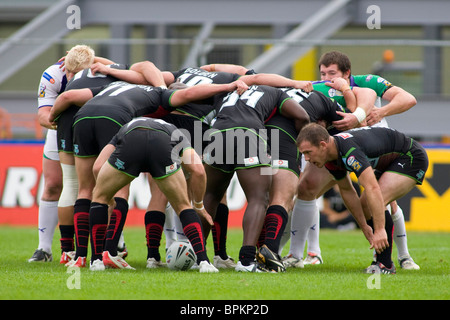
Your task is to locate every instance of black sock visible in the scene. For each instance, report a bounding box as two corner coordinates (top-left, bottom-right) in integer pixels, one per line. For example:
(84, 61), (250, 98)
(59, 225), (74, 253)
(104, 197), (129, 256)
(263, 205), (288, 253)
(73, 199), (91, 258)
(366, 211), (394, 269)
(179, 209), (208, 264)
(212, 203), (230, 260)
(239, 245), (256, 266)
(377, 210), (394, 268)
(144, 210), (165, 261)
(89, 202), (109, 262)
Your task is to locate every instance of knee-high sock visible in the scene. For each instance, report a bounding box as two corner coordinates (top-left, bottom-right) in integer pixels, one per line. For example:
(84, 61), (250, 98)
(59, 224), (75, 253)
(212, 203), (230, 259)
(37, 200), (59, 253)
(306, 199), (321, 256)
(179, 209), (208, 264)
(73, 199), (91, 258)
(89, 202), (109, 262)
(367, 210), (394, 268)
(288, 198), (318, 259)
(389, 205), (410, 259)
(263, 205), (288, 253)
(144, 210), (165, 261)
(104, 197), (129, 256)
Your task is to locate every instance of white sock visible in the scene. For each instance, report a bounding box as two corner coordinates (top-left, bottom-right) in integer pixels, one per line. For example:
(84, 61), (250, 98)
(306, 201), (321, 256)
(163, 204), (178, 249)
(390, 205), (410, 259)
(288, 198), (319, 259)
(37, 200), (59, 253)
(278, 210), (292, 256)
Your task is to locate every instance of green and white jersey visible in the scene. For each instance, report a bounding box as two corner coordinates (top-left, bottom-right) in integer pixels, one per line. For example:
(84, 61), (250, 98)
(312, 74), (393, 127)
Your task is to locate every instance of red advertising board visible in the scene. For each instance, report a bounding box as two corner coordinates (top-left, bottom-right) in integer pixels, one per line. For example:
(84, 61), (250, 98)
(0, 142), (246, 227)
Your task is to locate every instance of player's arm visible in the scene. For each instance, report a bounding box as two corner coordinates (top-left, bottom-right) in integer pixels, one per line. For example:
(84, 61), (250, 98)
(239, 73), (313, 92)
(279, 98), (310, 133)
(333, 87), (377, 131)
(180, 148), (214, 226)
(357, 167), (389, 254)
(366, 86), (417, 126)
(90, 61), (166, 87)
(48, 88), (93, 123)
(169, 80), (248, 107)
(200, 63), (249, 75)
(335, 174), (373, 245)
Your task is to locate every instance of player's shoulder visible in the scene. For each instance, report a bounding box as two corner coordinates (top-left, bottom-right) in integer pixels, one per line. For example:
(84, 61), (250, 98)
(40, 63), (66, 84)
(352, 74), (392, 89)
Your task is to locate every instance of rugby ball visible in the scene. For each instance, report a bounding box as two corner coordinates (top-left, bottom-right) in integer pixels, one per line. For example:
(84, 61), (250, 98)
(166, 241), (197, 271)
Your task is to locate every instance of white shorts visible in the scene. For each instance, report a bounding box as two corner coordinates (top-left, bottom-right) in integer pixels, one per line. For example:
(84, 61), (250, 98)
(43, 129), (59, 161)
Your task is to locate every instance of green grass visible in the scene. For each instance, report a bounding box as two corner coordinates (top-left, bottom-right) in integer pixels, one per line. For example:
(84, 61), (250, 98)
(0, 226), (448, 300)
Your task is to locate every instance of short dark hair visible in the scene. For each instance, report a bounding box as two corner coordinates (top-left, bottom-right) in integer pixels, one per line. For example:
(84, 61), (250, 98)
(318, 51), (352, 74)
(296, 123), (330, 147)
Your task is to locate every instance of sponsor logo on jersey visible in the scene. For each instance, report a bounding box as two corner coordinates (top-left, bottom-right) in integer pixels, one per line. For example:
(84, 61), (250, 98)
(165, 163), (177, 174)
(336, 132), (353, 139)
(346, 155), (362, 171)
(39, 84), (46, 97)
(43, 72), (55, 84)
(272, 159), (289, 168)
(244, 156), (259, 166)
(115, 158), (125, 170)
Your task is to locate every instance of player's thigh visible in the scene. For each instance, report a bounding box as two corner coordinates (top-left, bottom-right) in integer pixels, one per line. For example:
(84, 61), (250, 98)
(154, 170), (191, 214)
(377, 171), (417, 205)
(270, 169), (298, 210)
(297, 162), (334, 200)
(93, 164), (134, 204)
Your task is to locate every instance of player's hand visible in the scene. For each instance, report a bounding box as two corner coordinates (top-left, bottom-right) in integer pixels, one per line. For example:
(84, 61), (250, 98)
(366, 108), (385, 126)
(294, 80), (313, 93)
(325, 77), (349, 92)
(194, 206), (214, 226)
(360, 224), (374, 245)
(233, 80), (249, 95)
(332, 111), (360, 130)
(90, 62), (110, 76)
(370, 229), (389, 254)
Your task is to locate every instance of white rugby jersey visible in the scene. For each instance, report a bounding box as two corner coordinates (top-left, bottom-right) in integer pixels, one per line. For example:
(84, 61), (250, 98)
(37, 62), (67, 109)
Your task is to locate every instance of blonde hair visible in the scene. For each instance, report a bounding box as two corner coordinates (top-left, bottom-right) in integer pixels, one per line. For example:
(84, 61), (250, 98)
(64, 45), (95, 74)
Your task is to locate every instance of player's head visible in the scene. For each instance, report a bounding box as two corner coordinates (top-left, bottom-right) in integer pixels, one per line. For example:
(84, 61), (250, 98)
(318, 51), (351, 81)
(297, 123), (331, 168)
(64, 45), (95, 81)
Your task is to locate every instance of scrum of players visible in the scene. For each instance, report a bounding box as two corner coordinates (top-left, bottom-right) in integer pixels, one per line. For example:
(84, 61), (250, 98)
(30, 45), (426, 274)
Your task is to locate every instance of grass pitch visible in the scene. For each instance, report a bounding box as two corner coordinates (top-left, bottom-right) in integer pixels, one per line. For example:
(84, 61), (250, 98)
(0, 226), (448, 301)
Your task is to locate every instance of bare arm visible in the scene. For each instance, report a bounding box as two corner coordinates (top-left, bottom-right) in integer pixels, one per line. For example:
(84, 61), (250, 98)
(357, 167), (389, 254)
(336, 174), (373, 244)
(90, 61), (166, 87)
(200, 63), (249, 75)
(169, 80), (248, 107)
(240, 73), (313, 92)
(333, 87), (377, 131)
(366, 86), (417, 126)
(48, 89), (93, 123)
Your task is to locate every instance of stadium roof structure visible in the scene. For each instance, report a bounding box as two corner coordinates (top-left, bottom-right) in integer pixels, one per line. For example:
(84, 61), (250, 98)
(0, 0), (449, 138)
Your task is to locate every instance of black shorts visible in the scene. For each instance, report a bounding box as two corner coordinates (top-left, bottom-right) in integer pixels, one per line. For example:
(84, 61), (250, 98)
(203, 127), (271, 173)
(56, 106), (79, 153)
(162, 113), (210, 156)
(108, 128), (182, 179)
(266, 115), (301, 176)
(375, 140), (429, 184)
(73, 117), (123, 157)
(267, 128), (301, 177)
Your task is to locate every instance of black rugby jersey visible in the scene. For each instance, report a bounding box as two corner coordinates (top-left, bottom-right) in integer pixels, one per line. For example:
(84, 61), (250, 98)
(325, 127), (414, 180)
(212, 85), (291, 131)
(171, 67), (241, 121)
(109, 117), (191, 154)
(66, 64), (128, 90)
(74, 81), (174, 125)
